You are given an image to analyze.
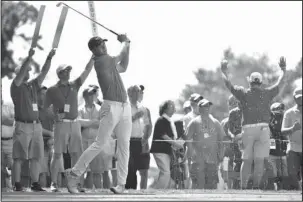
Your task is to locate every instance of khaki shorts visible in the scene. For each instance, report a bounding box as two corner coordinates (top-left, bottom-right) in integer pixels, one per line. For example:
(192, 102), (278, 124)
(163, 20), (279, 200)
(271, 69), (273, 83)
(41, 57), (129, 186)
(13, 122), (44, 160)
(82, 137), (113, 173)
(54, 121), (83, 154)
(242, 123), (270, 159)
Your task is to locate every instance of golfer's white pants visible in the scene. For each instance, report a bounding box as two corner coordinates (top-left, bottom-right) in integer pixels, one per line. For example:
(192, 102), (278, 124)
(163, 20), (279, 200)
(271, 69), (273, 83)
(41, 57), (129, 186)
(72, 100), (132, 185)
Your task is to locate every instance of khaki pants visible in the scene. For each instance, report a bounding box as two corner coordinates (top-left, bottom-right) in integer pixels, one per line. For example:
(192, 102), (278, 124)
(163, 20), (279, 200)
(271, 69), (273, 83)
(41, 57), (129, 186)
(72, 100), (132, 185)
(153, 153), (171, 189)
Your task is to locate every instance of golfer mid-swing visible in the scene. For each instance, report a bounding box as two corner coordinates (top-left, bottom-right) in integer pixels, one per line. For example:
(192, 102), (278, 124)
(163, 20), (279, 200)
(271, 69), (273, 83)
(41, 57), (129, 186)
(65, 34), (131, 194)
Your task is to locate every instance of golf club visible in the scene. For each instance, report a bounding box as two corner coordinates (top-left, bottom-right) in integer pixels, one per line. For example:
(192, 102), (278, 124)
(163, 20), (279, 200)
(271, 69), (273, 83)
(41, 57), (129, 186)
(56, 2), (119, 36)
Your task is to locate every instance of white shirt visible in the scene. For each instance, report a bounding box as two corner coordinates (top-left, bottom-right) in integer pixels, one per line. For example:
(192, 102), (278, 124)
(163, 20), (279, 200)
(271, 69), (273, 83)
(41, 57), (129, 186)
(162, 113), (178, 140)
(131, 103), (149, 138)
(78, 104), (101, 139)
(1, 103), (14, 138)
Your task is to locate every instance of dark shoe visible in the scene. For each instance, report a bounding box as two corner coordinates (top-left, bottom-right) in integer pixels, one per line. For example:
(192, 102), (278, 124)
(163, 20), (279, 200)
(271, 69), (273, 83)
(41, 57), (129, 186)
(77, 183), (85, 193)
(13, 182), (24, 192)
(31, 182), (46, 192)
(50, 182), (60, 192)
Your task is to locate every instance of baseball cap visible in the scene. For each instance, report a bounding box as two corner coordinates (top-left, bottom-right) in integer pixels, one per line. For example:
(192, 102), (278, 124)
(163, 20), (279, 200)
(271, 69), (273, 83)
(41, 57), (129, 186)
(198, 99), (213, 107)
(88, 36), (108, 51)
(189, 93), (204, 103)
(249, 72), (263, 83)
(293, 87), (302, 99)
(270, 102), (285, 113)
(56, 64), (72, 75)
(183, 101), (191, 109)
(83, 86), (98, 97)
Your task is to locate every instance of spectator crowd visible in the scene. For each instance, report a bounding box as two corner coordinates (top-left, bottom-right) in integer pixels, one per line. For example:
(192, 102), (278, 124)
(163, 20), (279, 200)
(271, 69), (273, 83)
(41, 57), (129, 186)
(1, 37), (302, 194)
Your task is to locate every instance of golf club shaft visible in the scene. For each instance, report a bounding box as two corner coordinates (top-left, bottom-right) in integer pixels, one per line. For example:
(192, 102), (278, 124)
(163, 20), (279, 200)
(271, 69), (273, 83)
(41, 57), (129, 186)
(58, 2), (119, 36)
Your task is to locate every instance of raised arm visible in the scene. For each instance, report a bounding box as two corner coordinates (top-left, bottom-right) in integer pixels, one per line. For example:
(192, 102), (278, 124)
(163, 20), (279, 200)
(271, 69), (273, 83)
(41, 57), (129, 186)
(220, 60), (233, 91)
(78, 55), (95, 84)
(221, 60), (246, 101)
(35, 49), (56, 86)
(13, 48), (35, 86)
(114, 34), (131, 73)
(268, 57), (287, 91)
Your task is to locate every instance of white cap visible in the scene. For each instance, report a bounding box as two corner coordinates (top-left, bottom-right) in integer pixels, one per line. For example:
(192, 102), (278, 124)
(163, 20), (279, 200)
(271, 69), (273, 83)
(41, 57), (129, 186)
(183, 101), (191, 109)
(249, 72), (263, 83)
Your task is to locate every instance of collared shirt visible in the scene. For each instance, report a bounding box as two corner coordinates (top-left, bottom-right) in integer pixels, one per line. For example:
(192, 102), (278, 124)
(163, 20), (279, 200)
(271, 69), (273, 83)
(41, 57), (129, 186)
(282, 105), (302, 152)
(78, 104), (101, 139)
(186, 115), (225, 164)
(10, 78), (40, 121)
(94, 55), (127, 103)
(1, 103), (14, 138)
(45, 78), (82, 120)
(230, 85), (279, 125)
(130, 103), (149, 138)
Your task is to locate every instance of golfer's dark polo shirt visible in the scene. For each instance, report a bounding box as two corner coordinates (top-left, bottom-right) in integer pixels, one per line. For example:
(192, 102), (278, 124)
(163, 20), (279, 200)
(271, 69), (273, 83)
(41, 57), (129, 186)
(10, 79), (40, 122)
(94, 55), (127, 103)
(230, 85), (279, 126)
(39, 106), (54, 133)
(45, 78), (82, 120)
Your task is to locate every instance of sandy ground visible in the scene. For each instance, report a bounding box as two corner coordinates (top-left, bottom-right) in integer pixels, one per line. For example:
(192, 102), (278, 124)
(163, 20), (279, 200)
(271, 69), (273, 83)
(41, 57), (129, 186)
(1, 189), (302, 201)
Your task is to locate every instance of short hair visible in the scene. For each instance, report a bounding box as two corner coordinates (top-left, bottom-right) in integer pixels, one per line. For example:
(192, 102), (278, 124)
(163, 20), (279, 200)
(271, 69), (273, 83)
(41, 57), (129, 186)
(127, 85), (140, 97)
(159, 100), (173, 116)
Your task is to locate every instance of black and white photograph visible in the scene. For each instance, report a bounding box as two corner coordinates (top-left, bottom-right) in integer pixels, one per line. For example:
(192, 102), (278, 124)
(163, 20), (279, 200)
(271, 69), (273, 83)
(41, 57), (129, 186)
(1, 1), (302, 201)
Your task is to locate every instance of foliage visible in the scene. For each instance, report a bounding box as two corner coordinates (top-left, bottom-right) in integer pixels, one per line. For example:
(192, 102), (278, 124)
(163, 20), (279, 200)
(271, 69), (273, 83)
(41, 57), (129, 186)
(1, 1), (43, 79)
(177, 48), (302, 121)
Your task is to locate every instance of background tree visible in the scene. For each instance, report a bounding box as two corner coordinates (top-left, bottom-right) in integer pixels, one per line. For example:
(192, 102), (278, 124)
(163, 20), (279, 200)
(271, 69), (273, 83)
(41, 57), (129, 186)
(1, 1), (43, 79)
(176, 48), (302, 121)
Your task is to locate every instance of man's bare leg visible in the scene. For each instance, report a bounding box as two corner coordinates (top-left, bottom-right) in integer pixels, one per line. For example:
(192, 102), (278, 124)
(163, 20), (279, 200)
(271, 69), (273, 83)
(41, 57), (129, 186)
(50, 153), (62, 191)
(103, 171), (111, 188)
(93, 173), (102, 189)
(240, 159), (253, 189)
(12, 159), (23, 190)
(139, 169), (148, 189)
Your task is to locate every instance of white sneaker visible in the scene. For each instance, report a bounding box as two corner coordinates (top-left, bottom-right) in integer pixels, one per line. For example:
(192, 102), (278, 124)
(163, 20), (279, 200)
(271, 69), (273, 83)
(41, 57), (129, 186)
(65, 169), (80, 194)
(110, 184), (125, 194)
